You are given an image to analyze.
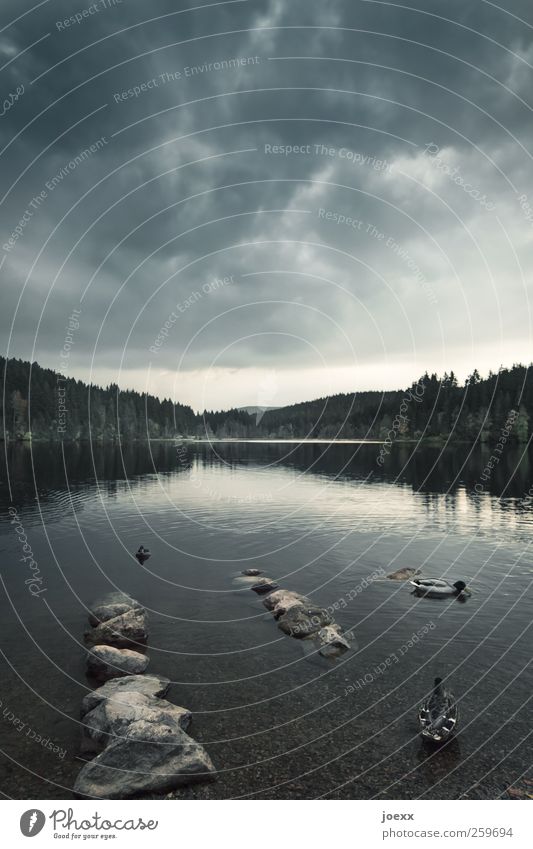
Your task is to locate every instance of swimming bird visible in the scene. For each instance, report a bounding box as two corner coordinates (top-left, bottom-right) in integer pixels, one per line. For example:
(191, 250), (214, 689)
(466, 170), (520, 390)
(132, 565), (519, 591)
(410, 578), (470, 598)
(418, 677), (458, 742)
(135, 545), (151, 563)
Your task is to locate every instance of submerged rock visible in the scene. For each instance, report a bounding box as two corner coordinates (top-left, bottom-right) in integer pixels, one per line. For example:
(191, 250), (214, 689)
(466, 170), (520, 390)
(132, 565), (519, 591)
(387, 568), (420, 581)
(506, 780), (533, 800)
(314, 625), (351, 658)
(254, 577), (351, 657)
(84, 607), (148, 648)
(75, 677), (215, 798)
(277, 604), (332, 638)
(250, 578), (279, 595)
(88, 592), (142, 626)
(263, 589), (310, 617)
(260, 587), (351, 657)
(86, 645), (149, 682)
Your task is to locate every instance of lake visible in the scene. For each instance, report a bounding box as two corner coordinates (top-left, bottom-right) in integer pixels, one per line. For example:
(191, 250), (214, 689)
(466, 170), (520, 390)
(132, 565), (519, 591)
(0, 439), (531, 799)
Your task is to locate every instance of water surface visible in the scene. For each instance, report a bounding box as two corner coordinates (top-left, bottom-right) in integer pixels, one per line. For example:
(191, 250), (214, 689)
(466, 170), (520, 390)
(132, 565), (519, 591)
(0, 440), (531, 799)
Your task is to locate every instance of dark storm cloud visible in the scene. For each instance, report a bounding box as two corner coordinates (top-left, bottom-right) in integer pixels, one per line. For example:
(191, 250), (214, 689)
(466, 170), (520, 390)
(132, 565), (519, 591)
(2, 0), (533, 406)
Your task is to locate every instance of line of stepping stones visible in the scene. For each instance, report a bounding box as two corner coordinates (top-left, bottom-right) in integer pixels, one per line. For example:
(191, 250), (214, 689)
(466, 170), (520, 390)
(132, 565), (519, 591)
(243, 570), (351, 658)
(74, 592), (216, 798)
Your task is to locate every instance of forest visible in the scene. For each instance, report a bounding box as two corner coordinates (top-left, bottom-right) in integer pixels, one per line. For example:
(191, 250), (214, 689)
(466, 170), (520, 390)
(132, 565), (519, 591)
(1, 356), (532, 444)
(1, 357), (196, 441)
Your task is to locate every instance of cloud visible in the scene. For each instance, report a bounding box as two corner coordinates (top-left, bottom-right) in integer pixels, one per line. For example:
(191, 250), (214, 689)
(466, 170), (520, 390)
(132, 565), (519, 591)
(2, 0), (533, 408)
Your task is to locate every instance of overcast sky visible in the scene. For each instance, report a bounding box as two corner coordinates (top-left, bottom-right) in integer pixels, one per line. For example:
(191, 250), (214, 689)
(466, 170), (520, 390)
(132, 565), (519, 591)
(2, 0), (533, 411)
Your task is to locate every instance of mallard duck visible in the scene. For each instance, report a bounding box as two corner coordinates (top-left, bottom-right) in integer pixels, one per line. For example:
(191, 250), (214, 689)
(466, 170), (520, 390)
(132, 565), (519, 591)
(410, 578), (470, 598)
(418, 677), (458, 742)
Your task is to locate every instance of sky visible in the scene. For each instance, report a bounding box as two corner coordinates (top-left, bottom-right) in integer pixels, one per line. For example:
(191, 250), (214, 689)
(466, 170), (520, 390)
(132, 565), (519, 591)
(2, 0), (533, 411)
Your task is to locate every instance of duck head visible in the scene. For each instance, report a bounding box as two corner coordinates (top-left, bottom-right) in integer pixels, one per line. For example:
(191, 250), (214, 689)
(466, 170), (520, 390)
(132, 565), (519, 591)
(453, 581), (467, 594)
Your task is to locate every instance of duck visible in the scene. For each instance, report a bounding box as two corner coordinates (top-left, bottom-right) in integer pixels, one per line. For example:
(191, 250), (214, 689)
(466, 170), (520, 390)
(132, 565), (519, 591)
(135, 545), (151, 563)
(410, 578), (470, 598)
(418, 677), (458, 742)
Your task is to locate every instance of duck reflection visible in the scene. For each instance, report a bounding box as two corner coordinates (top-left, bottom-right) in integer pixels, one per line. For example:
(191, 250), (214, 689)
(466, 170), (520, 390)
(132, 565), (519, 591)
(416, 736), (462, 784)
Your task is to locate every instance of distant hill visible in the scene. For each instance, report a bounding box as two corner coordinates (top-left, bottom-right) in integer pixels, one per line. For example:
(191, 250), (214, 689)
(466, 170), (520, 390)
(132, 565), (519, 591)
(237, 405), (280, 415)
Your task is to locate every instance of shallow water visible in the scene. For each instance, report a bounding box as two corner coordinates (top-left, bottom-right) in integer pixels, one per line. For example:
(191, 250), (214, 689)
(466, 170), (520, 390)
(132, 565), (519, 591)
(0, 440), (531, 799)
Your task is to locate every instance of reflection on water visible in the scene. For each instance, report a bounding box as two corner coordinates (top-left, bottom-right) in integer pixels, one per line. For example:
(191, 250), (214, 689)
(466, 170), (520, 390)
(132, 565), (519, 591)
(0, 440), (531, 799)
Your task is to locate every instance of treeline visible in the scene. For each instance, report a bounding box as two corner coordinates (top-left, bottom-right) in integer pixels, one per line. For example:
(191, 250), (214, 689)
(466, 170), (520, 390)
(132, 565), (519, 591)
(1, 357), (196, 440)
(2, 356), (532, 444)
(202, 367), (532, 444)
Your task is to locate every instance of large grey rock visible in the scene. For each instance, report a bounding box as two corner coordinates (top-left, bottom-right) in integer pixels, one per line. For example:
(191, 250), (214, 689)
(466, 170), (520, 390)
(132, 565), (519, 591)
(263, 589), (311, 618)
(81, 675), (170, 718)
(74, 719), (216, 799)
(277, 604), (332, 638)
(81, 691), (192, 754)
(88, 593), (142, 626)
(75, 675), (215, 798)
(84, 607), (148, 648)
(87, 645), (149, 682)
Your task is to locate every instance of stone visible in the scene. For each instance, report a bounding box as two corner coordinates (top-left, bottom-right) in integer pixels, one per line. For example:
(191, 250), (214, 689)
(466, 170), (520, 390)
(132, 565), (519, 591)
(88, 592), (142, 626)
(81, 675), (170, 718)
(75, 676), (215, 799)
(258, 584), (349, 655)
(314, 625), (351, 658)
(387, 568), (420, 581)
(507, 785), (533, 800)
(84, 607), (148, 648)
(86, 645), (149, 683)
(277, 604), (332, 638)
(242, 569), (262, 576)
(250, 578), (279, 595)
(263, 589), (301, 610)
(80, 691), (192, 754)
(74, 720), (216, 799)
(263, 589), (311, 617)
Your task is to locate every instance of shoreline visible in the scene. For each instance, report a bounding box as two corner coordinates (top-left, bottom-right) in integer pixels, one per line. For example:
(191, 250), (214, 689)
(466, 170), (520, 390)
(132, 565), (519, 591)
(3, 436), (457, 446)
(2, 435), (483, 446)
